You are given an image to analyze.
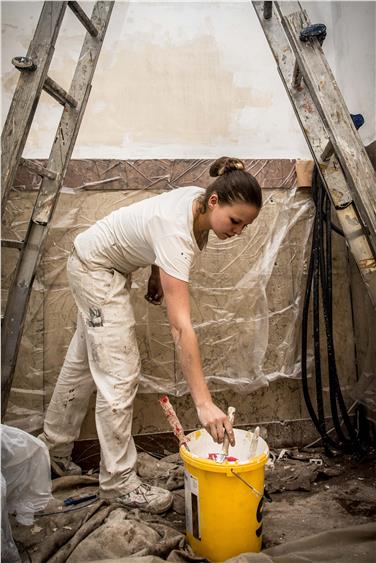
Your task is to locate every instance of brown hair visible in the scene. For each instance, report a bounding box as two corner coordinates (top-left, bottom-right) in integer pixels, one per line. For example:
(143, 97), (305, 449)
(199, 156), (262, 213)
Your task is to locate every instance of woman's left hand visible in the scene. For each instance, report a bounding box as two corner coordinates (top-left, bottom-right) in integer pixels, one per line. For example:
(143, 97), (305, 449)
(145, 271), (164, 305)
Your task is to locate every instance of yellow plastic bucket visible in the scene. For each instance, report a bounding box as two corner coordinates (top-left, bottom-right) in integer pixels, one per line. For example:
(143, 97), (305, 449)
(180, 428), (269, 562)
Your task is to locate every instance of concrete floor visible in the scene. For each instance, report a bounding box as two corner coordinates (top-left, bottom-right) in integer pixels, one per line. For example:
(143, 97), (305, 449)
(262, 448), (376, 548)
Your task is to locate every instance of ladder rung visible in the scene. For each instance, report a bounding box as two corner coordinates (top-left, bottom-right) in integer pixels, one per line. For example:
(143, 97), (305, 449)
(43, 76), (78, 108)
(321, 140), (334, 162)
(1, 239), (24, 250)
(263, 2), (273, 20)
(68, 1), (99, 37)
(20, 158), (57, 180)
(292, 60), (303, 89)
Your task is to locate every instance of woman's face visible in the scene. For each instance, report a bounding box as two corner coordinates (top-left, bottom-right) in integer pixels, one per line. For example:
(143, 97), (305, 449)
(208, 194), (260, 240)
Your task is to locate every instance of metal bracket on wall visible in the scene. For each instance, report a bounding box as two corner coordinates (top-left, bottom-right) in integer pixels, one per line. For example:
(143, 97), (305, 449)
(1, 1), (114, 415)
(252, 1), (376, 307)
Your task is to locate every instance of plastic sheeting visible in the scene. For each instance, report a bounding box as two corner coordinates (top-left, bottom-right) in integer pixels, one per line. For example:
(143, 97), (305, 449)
(2, 158), (317, 432)
(149, 185), (315, 395)
(1, 424), (52, 525)
(1, 474), (21, 563)
(1, 425), (52, 561)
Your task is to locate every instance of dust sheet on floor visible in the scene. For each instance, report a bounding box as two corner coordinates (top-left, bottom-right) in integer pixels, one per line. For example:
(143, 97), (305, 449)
(10, 449), (376, 563)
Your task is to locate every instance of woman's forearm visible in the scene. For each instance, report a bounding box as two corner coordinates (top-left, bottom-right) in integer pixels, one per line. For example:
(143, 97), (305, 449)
(160, 268), (234, 444)
(171, 324), (234, 444)
(171, 324), (211, 407)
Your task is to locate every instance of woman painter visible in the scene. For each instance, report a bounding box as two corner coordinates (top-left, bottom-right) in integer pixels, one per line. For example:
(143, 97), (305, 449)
(39, 157), (263, 513)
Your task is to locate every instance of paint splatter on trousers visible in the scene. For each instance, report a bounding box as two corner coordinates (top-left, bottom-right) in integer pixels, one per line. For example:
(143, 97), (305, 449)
(40, 250), (141, 495)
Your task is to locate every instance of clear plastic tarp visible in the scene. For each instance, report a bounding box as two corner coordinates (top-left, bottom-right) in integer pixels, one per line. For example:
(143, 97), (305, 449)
(1, 424), (52, 561)
(2, 159), (317, 431)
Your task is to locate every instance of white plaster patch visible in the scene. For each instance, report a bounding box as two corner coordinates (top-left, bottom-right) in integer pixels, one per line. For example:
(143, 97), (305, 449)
(2, 1), (375, 157)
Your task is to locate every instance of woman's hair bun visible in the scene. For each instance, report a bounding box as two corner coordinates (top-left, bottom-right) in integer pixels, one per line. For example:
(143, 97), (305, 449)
(209, 157), (245, 177)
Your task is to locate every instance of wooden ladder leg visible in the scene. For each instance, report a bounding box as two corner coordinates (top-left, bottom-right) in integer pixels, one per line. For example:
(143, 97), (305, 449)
(1, 2), (67, 208)
(252, 0), (376, 307)
(1, 1), (114, 416)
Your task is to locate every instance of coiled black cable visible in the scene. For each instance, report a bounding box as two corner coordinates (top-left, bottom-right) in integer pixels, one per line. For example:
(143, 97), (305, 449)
(301, 166), (367, 455)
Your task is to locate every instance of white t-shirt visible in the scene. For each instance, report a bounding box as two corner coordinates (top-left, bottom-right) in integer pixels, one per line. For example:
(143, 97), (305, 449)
(74, 186), (205, 282)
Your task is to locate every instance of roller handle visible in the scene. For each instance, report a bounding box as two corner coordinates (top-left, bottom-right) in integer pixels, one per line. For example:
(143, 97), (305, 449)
(222, 406), (236, 456)
(249, 426), (260, 458)
(159, 395), (190, 450)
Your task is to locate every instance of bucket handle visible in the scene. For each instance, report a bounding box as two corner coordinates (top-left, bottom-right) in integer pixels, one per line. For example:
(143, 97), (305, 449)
(230, 469), (272, 502)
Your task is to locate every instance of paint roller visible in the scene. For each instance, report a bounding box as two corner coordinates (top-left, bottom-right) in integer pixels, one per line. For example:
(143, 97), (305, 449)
(159, 395), (190, 450)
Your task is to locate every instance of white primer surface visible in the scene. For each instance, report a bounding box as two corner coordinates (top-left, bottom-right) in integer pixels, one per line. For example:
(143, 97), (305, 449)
(2, 2), (374, 159)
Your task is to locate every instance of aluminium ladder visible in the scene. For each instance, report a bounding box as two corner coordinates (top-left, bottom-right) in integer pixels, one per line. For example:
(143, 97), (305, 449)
(1, 1), (114, 414)
(253, 1), (376, 307)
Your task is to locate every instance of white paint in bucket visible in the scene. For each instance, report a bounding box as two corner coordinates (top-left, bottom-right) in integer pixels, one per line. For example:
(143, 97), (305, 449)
(186, 428), (268, 464)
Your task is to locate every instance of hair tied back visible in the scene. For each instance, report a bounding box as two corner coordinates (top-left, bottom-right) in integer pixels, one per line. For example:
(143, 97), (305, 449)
(210, 157), (245, 177)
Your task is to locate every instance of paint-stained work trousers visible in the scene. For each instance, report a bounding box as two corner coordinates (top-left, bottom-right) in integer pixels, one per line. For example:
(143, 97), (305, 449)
(40, 250), (141, 496)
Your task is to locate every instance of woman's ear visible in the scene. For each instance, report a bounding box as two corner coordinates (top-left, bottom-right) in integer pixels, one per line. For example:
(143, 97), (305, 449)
(208, 193), (218, 209)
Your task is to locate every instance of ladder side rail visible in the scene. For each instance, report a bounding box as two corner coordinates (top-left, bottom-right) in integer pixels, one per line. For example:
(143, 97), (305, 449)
(277, 5), (376, 255)
(33, 1), (114, 223)
(253, 2), (352, 205)
(1, 1), (114, 415)
(1, 2), (67, 208)
(252, 1), (376, 307)
(0, 87), (90, 415)
(281, 76), (376, 306)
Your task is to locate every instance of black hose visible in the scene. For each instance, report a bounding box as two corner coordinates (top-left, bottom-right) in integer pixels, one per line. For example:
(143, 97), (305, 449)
(300, 188), (338, 451)
(320, 186), (358, 449)
(301, 166), (367, 454)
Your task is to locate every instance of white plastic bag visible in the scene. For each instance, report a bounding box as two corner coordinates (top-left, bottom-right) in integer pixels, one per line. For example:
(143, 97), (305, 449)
(1, 473), (21, 563)
(1, 424), (52, 525)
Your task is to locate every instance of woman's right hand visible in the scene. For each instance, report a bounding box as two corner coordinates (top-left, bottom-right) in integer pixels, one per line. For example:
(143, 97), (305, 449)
(196, 401), (235, 446)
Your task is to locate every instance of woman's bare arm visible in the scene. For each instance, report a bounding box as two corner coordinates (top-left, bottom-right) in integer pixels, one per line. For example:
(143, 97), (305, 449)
(159, 268), (234, 445)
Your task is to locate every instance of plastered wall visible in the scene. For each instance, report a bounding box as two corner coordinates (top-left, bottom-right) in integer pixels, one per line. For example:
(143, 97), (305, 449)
(2, 2), (375, 160)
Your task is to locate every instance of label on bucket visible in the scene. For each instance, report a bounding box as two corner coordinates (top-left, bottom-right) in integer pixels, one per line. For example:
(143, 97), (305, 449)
(184, 470), (201, 540)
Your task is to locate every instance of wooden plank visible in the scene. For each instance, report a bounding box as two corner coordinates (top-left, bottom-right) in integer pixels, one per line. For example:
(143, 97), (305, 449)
(1, 2), (67, 208)
(1, 1), (114, 414)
